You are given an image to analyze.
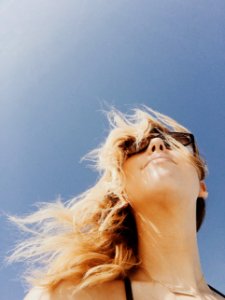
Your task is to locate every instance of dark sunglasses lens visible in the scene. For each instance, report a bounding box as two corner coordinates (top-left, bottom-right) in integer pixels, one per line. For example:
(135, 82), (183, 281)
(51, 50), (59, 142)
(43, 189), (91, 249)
(170, 133), (192, 146)
(122, 138), (137, 155)
(121, 132), (196, 156)
(138, 137), (151, 152)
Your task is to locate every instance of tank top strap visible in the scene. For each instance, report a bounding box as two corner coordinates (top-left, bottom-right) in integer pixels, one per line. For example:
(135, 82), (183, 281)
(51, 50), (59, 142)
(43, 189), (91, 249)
(123, 277), (225, 299)
(124, 277), (134, 300)
(208, 284), (225, 298)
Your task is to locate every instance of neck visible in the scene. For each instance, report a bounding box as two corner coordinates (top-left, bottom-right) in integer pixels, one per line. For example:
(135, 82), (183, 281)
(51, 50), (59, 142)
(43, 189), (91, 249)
(130, 198), (209, 294)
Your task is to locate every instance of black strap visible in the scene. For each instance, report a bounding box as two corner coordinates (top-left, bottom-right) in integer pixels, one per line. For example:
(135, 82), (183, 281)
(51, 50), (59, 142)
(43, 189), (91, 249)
(124, 277), (225, 299)
(124, 277), (134, 300)
(208, 284), (225, 298)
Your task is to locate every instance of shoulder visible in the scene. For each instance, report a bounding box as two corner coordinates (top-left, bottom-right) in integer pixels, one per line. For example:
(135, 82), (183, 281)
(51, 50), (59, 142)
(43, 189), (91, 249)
(54, 280), (126, 300)
(24, 280), (126, 300)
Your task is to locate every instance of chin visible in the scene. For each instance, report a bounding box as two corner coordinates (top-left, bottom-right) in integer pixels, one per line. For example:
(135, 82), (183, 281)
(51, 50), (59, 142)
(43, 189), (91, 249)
(144, 166), (179, 183)
(142, 183), (186, 203)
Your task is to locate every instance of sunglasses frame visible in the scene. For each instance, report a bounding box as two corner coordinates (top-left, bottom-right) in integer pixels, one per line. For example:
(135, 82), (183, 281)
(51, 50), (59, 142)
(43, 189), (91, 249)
(121, 128), (197, 157)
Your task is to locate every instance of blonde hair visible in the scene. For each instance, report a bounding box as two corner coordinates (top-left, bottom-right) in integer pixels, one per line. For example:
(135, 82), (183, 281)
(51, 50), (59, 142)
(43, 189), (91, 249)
(7, 106), (207, 293)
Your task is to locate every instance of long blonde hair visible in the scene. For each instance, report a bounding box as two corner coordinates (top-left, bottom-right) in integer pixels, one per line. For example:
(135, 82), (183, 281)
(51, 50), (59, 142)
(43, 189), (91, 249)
(7, 106), (207, 292)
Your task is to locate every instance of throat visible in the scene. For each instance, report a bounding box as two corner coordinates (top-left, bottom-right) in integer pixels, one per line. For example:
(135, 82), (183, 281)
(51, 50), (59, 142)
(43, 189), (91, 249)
(132, 211), (207, 295)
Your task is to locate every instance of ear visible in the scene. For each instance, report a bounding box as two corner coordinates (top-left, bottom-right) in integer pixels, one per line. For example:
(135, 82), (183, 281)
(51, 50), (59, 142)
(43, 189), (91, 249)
(198, 181), (208, 199)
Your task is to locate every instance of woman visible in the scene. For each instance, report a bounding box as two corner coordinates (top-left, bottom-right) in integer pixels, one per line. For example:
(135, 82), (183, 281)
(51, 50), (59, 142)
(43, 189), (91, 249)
(9, 106), (224, 299)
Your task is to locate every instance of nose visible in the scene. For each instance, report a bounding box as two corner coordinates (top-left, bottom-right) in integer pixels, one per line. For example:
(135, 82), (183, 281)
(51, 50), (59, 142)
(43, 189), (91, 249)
(147, 137), (167, 154)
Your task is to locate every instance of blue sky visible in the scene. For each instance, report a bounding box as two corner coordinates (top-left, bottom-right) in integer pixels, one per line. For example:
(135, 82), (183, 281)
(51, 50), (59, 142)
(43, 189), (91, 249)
(0, 1), (225, 299)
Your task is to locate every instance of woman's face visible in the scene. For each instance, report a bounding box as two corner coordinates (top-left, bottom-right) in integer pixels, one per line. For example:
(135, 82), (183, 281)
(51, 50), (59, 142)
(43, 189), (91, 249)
(122, 135), (203, 213)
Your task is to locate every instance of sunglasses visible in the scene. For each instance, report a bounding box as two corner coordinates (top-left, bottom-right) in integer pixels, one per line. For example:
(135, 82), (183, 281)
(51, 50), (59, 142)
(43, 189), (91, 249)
(121, 127), (197, 157)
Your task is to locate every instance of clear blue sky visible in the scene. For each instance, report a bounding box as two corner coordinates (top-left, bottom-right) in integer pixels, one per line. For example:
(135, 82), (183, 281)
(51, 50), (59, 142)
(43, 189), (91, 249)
(0, 1), (225, 299)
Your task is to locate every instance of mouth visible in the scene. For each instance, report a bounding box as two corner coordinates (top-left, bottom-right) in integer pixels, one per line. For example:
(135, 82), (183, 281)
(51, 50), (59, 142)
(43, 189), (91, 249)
(143, 155), (176, 169)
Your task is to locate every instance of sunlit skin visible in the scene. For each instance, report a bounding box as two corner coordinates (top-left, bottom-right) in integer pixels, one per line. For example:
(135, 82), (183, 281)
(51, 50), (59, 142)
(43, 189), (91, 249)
(24, 137), (224, 300)
(122, 136), (212, 298)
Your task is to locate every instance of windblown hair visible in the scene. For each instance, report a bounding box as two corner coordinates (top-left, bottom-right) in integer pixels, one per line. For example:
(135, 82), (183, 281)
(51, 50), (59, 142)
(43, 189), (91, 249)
(8, 106), (207, 293)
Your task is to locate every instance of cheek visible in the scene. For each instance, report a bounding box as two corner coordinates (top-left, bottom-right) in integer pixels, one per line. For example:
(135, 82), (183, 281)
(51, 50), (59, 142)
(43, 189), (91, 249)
(124, 172), (145, 200)
(123, 157), (147, 202)
(183, 165), (201, 198)
(169, 160), (201, 201)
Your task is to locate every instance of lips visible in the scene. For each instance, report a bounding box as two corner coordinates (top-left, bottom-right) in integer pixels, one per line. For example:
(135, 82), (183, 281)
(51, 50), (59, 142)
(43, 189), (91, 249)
(143, 154), (176, 169)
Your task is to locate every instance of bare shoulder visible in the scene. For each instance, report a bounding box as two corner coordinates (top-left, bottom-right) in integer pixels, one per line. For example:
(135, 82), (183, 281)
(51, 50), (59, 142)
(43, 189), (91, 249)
(24, 280), (125, 300)
(54, 279), (125, 300)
